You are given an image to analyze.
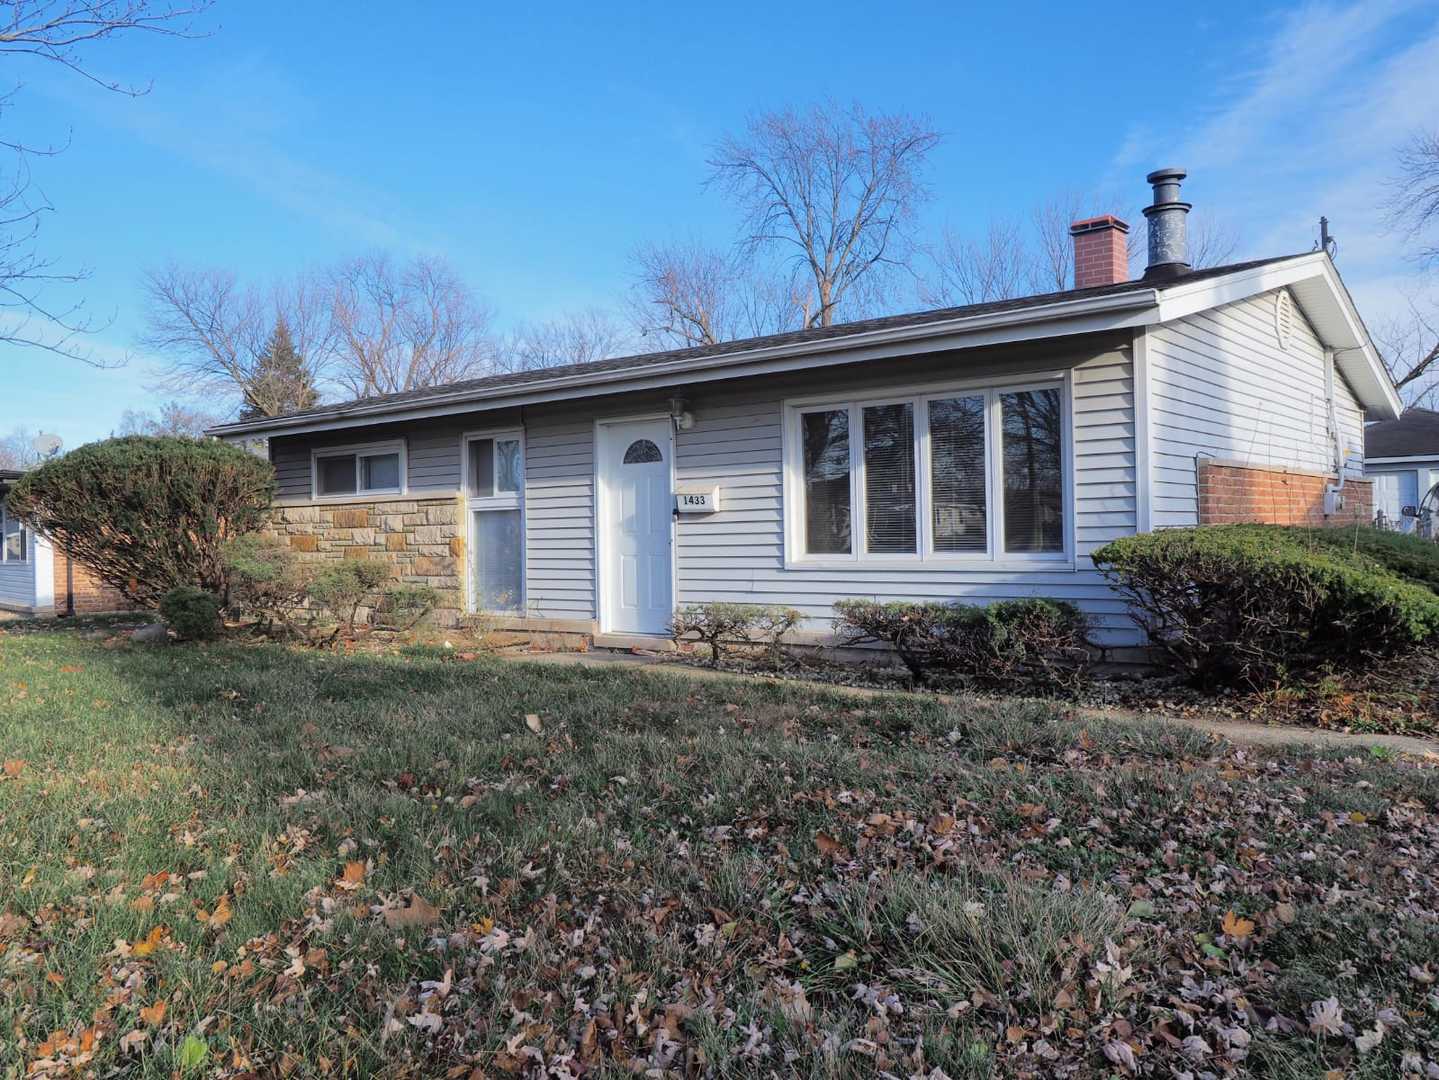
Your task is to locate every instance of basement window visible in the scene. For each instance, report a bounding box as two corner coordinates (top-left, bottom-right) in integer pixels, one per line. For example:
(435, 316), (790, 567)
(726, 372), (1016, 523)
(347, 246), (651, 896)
(312, 441), (406, 498)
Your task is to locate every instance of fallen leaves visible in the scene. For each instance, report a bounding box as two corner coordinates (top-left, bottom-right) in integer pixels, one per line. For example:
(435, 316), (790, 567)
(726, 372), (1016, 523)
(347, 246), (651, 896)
(336, 860), (366, 891)
(381, 893), (441, 930)
(2, 758), (24, 778)
(524, 713), (543, 734)
(130, 925), (168, 958)
(1219, 909), (1255, 940)
(139, 1000), (167, 1025)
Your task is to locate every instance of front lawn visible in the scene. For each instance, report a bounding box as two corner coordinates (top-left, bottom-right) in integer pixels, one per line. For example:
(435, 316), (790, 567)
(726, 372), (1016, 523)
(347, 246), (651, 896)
(2, 625), (1437, 1077)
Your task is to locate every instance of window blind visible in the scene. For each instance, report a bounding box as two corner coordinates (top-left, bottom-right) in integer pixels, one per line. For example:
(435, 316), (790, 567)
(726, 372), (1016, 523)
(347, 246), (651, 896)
(863, 402), (916, 553)
(801, 409), (851, 554)
(928, 395), (987, 552)
(1001, 388), (1064, 553)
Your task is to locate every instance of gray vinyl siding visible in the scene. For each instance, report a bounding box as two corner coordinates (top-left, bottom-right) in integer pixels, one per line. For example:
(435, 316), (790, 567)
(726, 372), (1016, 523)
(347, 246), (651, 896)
(1148, 288), (1365, 528)
(0, 560), (36, 609)
(264, 334), (1140, 641)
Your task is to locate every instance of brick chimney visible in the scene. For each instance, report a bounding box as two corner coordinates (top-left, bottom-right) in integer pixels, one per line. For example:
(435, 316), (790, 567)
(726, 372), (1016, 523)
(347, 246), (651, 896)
(1069, 215), (1130, 289)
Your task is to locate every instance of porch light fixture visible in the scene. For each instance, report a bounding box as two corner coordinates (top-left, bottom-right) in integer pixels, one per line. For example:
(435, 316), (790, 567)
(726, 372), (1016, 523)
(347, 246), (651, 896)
(668, 394), (694, 431)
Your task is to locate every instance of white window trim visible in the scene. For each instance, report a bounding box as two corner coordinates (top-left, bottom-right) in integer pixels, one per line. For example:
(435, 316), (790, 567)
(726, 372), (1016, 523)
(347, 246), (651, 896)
(459, 428), (526, 614)
(781, 372), (1075, 570)
(310, 439), (407, 501)
(0, 504), (29, 564)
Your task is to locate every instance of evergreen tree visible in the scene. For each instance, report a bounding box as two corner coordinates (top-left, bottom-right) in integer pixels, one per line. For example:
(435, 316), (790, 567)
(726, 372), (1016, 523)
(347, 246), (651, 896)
(241, 318), (318, 419)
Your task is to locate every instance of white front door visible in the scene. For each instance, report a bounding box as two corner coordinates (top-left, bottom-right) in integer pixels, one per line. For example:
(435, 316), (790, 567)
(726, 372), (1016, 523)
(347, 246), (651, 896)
(599, 419), (673, 634)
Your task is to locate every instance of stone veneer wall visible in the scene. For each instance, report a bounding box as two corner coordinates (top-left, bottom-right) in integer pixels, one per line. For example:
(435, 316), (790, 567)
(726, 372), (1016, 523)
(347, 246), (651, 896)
(268, 496), (466, 627)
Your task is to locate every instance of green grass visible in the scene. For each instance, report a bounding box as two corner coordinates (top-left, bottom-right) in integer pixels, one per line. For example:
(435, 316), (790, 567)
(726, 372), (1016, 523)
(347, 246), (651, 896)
(2, 622), (1437, 1077)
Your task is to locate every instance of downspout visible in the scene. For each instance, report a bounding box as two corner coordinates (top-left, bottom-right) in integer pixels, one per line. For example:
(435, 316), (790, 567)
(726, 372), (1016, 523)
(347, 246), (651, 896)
(1322, 347), (1345, 516)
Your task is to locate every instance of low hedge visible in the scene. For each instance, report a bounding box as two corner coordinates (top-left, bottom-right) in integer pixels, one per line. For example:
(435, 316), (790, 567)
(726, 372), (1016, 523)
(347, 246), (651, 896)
(1091, 525), (1439, 688)
(1297, 525), (1439, 595)
(833, 597), (1091, 690)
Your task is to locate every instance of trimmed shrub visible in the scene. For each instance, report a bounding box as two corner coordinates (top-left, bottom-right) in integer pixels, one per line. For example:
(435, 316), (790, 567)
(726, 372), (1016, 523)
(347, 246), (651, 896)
(309, 559), (390, 638)
(833, 597), (1091, 690)
(374, 584), (439, 631)
(670, 602), (803, 668)
(4, 436), (274, 607)
(221, 535), (313, 634)
(158, 586), (222, 641)
(1299, 525), (1439, 595)
(1091, 525), (1439, 688)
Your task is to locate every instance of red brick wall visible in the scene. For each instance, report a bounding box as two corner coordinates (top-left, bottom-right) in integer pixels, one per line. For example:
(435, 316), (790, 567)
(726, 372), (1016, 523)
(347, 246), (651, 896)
(52, 549), (136, 615)
(1197, 460), (1372, 527)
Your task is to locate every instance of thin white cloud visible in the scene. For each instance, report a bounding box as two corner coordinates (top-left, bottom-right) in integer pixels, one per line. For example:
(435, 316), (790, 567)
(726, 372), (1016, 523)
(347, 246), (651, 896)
(34, 54), (422, 250)
(1112, 0), (1439, 323)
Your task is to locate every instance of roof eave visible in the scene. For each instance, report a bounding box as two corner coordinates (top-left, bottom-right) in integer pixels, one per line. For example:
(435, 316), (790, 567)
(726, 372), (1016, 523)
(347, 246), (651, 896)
(207, 287), (1161, 439)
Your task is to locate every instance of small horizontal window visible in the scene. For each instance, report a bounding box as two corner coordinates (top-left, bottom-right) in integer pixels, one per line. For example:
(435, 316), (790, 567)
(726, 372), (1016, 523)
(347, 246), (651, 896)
(314, 444), (405, 498)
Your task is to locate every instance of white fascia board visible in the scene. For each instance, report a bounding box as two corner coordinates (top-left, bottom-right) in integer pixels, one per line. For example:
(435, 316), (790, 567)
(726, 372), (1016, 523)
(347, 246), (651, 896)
(211, 289), (1159, 440)
(1365, 455), (1439, 465)
(1152, 253), (1402, 420)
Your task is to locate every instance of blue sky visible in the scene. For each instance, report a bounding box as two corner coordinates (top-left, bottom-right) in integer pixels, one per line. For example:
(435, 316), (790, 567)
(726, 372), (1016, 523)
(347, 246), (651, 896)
(3, 0), (1438, 449)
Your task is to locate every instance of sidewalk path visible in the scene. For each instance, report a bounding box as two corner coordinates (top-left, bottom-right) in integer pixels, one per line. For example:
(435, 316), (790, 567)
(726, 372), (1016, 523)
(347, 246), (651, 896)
(503, 649), (1439, 759)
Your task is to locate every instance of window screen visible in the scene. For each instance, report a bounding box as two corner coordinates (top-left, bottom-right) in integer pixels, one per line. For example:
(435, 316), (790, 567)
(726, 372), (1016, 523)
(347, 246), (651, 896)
(863, 402), (915, 554)
(929, 396), (987, 553)
(801, 409), (851, 555)
(496, 438), (522, 492)
(473, 508), (523, 611)
(361, 452), (401, 491)
(317, 455), (357, 496)
(1001, 388), (1064, 553)
(468, 439), (495, 497)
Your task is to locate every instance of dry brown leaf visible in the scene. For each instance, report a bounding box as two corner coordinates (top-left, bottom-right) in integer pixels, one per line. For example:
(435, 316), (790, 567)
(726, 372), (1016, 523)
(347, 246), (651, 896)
(384, 894), (441, 929)
(1221, 910), (1255, 940)
(130, 895), (154, 913)
(208, 895), (232, 928)
(140, 1000), (167, 1025)
(2, 759), (24, 778)
(337, 861), (366, 891)
(131, 926), (167, 957)
(524, 713), (543, 734)
(815, 832), (843, 858)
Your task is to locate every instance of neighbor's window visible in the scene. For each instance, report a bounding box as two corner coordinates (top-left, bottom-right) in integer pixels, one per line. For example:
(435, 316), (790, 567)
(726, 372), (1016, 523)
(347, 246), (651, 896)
(790, 382), (1066, 562)
(1, 505), (27, 563)
(464, 431), (524, 613)
(314, 442), (404, 497)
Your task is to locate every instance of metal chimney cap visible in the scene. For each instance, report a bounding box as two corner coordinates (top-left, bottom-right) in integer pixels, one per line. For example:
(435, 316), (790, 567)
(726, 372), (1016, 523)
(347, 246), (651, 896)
(1145, 167), (1187, 184)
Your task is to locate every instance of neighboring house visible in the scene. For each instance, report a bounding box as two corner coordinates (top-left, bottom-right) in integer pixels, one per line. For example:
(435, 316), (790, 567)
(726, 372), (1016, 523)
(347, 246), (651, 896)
(0, 469), (133, 617)
(210, 169), (1400, 649)
(1364, 407), (1439, 535)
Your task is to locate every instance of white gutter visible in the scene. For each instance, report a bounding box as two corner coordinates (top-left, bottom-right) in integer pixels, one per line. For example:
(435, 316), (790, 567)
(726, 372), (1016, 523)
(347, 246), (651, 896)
(208, 288), (1159, 439)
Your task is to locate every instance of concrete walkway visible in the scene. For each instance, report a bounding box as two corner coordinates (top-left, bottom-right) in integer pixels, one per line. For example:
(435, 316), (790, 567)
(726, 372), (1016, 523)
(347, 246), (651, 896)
(504, 649), (1439, 759)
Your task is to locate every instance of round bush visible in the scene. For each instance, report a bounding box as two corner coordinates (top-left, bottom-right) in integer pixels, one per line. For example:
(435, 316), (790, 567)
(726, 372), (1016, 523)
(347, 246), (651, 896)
(159, 586), (223, 641)
(1091, 525), (1439, 688)
(4, 436), (274, 607)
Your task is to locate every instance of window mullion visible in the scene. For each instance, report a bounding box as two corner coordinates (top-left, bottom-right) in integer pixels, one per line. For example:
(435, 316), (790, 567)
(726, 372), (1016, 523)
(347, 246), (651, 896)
(915, 397), (930, 559)
(846, 402), (857, 560)
(988, 391), (1003, 560)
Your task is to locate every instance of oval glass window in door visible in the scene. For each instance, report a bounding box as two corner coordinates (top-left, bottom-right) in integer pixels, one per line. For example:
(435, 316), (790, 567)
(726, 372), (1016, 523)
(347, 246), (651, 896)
(623, 438), (662, 464)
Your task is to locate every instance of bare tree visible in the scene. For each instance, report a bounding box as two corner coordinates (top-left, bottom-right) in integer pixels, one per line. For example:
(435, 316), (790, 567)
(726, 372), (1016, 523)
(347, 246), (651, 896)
(116, 399), (219, 438)
(327, 253), (493, 397)
(0, 1), (210, 362)
(499, 308), (631, 371)
(920, 218), (1030, 306)
(708, 102), (940, 328)
(628, 240), (807, 348)
(0, 425), (42, 469)
(141, 264), (331, 417)
(1390, 130), (1439, 268)
(1383, 129), (1439, 404)
(1374, 293), (1439, 408)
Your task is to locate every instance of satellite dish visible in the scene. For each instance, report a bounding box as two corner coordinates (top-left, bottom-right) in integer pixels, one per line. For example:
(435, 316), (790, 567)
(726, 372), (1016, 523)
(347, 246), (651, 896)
(31, 433), (63, 459)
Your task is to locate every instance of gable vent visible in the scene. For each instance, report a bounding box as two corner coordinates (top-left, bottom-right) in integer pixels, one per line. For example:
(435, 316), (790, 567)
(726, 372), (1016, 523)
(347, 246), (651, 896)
(1274, 290), (1295, 351)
